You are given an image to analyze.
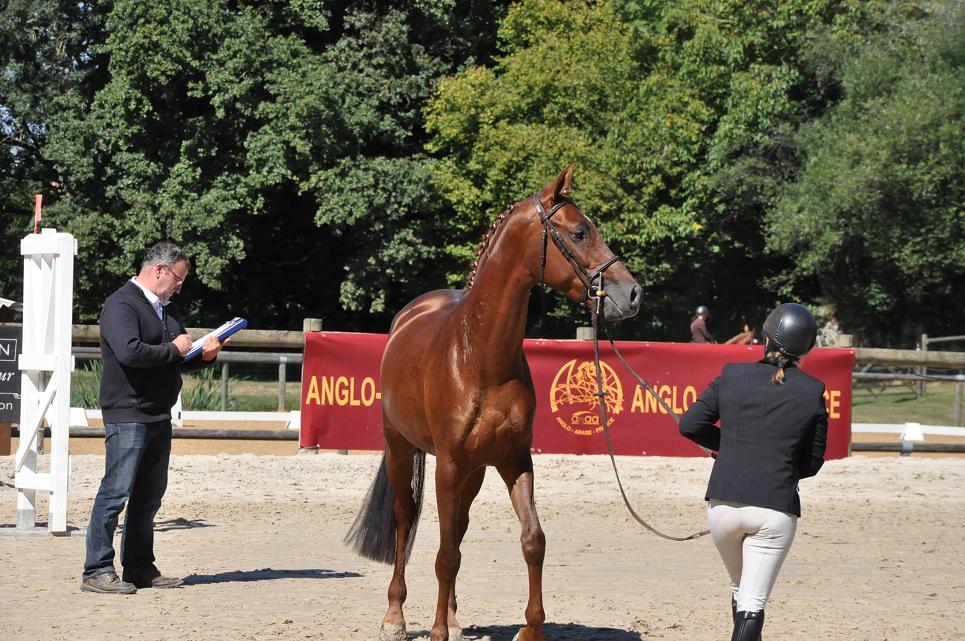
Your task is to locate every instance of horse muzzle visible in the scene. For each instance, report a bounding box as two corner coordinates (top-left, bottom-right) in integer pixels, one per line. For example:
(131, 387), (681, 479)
(600, 281), (642, 321)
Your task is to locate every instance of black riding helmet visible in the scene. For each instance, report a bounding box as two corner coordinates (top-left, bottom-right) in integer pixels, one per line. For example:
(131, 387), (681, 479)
(762, 303), (817, 357)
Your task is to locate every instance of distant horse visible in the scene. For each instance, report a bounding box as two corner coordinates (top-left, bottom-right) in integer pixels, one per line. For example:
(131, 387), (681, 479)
(724, 323), (759, 345)
(345, 167), (642, 641)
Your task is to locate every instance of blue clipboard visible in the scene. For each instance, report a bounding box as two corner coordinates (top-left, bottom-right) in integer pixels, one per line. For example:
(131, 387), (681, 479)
(181, 317), (247, 362)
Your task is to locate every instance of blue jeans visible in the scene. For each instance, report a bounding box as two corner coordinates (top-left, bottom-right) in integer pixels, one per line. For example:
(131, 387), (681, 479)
(83, 421), (171, 579)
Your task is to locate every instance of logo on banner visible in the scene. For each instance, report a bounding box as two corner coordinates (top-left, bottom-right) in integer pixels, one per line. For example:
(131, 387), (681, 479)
(549, 358), (624, 436)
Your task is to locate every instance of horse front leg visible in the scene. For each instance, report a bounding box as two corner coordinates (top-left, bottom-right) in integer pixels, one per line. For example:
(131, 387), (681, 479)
(498, 456), (546, 641)
(431, 458), (463, 641)
(446, 467), (486, 640)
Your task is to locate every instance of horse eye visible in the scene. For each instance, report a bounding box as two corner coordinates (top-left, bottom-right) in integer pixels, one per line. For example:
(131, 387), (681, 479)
(570, 228), (587, 243)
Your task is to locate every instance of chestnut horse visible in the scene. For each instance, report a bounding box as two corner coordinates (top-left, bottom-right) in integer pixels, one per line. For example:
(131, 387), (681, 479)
(725, 323), (759, 345)
(345, 167), (642, 641)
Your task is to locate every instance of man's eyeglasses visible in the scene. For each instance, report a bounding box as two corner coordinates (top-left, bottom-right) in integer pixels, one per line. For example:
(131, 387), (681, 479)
(163, 264), (188, 286)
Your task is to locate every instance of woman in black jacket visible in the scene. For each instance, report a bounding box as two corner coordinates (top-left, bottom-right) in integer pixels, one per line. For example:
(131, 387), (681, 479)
(679, 303), (828, 641)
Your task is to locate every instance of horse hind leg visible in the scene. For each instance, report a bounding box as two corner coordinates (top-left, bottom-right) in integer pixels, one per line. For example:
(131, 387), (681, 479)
(383, 440), (426, 637)
(497, 457), (546, 641)
(343, 434), (426, 640)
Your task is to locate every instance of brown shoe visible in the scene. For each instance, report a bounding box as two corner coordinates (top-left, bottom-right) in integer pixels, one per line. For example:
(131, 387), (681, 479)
(122, 565), (184, 589)
(81, 571), (137, 594)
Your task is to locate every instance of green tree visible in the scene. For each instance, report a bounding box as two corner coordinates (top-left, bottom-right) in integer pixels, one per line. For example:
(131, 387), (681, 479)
(427, 0), (701, 336)
(426, 0), (886, 338)
(1, 0), (107, 301)
(15, 0), (509, 330)
(624, 0), (889, 338)
(769, 2), (965, 343)
(7, 0), (956, 347)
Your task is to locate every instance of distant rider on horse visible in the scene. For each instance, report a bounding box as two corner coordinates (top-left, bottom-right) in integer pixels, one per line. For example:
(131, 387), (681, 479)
(690, 305), (716, 343)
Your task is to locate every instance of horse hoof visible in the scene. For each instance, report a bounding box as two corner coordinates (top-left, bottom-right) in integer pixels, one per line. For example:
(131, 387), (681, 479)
(379, 622), (407, 641)
(448, 627), (464, 641)
(511, 629), (543, 641)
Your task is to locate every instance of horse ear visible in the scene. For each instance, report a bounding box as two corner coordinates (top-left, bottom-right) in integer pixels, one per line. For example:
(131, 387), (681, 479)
(545, 165), (574, 203)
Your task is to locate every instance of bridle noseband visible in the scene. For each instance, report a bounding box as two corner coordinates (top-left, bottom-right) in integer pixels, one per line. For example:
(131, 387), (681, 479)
(533, 192), (622, 314)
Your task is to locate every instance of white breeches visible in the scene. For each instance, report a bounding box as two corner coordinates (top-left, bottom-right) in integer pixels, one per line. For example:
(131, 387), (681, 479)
(707, 499), (797, 613)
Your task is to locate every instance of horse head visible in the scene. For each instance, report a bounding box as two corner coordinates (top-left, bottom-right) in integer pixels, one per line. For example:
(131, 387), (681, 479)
(531, 166), (642, 322)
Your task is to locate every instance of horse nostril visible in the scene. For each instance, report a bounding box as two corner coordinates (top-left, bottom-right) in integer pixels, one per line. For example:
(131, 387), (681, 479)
(630, 285), (642, 307)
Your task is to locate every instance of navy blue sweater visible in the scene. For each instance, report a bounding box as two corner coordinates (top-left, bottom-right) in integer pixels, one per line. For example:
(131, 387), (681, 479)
(98, 281), (211, 423)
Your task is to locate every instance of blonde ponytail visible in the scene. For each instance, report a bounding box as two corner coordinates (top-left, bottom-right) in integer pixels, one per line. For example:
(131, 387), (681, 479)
(765, 350), (799, 385)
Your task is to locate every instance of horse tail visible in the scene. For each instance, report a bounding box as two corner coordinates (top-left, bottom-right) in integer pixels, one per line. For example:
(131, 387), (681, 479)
(344, 448), (426, 565)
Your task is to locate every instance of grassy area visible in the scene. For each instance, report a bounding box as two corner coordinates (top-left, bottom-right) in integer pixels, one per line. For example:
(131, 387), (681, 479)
(225, 389), (302, 412)
(180, 378), (302, 412)
(852, 380), (963, 426)
(70, 364), (304, 412)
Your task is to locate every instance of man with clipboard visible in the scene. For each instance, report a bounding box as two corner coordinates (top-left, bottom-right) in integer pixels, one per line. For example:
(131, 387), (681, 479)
(81, 242), (231, 594)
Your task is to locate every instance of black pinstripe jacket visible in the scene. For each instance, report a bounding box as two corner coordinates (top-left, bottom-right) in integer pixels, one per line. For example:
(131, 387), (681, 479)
(679, 359), (828, 516)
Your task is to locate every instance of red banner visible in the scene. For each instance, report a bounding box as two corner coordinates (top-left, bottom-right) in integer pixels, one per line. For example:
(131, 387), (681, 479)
(300, 332), (854, 458)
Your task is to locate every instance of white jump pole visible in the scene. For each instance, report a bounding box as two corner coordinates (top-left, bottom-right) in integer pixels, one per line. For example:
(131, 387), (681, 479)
(15, 228), (76, 535)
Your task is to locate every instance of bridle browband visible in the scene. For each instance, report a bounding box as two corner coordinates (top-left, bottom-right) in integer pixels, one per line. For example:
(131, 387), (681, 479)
(533, 190), (709, 542)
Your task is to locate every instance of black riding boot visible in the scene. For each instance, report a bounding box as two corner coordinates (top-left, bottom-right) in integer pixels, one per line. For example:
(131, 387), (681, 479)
(730, 610), (764, 641)
(731, 597), (737, 623)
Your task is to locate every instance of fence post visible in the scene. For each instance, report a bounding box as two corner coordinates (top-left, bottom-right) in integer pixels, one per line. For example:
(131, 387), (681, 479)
(220, 362), (229, 411)
(575, 326), (593, 341)
(278, 356), (288, 411)
(917, 333), (928, 399)
(956, 374), (963, 427)
(301, 318), (322, 452)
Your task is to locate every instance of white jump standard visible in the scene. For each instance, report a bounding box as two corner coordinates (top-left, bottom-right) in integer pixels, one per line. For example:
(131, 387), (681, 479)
(14, 229), (77, 535)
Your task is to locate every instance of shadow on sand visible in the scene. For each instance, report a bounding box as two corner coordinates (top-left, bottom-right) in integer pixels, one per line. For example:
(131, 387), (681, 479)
(182, 567), (361, 585)
(406, 622), (644, 641)
(155, 517), (216, 532)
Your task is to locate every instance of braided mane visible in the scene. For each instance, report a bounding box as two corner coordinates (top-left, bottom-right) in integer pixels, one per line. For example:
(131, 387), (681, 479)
(465, 203), (516, 290)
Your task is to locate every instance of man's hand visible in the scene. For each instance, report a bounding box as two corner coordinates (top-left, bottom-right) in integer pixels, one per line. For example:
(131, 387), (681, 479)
(201, 336), (228, 362)
(173, 333), (193, 356)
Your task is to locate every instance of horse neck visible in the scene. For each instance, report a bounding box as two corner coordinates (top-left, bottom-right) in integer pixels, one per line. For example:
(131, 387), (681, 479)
(457, 219), (537, 375)
(725, 330), (752, 345)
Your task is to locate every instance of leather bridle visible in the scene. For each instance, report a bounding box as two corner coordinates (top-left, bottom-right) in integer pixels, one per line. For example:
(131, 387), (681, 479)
(534, 191), (710, 542)
(533, 192), (622, 312)
(590, 305), (711, 542)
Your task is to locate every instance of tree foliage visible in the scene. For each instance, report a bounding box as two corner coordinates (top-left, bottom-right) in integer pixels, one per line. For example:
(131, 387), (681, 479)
(2, 0), (960, 345)
(4, 0), (508, 327)
(769, 2), (965, 343)
(1, 0), (107, 298)
(426, 0), (958, 342)
(427, 0), (865, 336)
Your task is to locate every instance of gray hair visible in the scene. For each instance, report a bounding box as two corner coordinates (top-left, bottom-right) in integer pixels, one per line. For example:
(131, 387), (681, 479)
(141, 242), (189, 269)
